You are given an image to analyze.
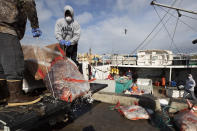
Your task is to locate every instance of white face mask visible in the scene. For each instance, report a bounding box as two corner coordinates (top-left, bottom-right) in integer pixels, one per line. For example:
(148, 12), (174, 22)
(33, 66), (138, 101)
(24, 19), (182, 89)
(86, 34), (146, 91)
(65, 16), (72, 22)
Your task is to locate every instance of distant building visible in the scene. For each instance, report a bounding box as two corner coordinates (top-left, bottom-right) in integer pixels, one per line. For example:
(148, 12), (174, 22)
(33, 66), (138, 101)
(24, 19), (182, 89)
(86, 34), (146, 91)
(78, 53), (102, 65)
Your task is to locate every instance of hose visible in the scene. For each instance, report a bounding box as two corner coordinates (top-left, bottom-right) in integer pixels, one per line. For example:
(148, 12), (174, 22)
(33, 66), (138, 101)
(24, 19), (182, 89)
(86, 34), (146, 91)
(7, 96), (43, 107)
(154, 105), (177, 128)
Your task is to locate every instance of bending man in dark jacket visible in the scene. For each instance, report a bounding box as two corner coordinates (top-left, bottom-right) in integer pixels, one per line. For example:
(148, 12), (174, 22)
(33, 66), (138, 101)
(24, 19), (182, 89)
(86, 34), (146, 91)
(0, 0), (42, 105)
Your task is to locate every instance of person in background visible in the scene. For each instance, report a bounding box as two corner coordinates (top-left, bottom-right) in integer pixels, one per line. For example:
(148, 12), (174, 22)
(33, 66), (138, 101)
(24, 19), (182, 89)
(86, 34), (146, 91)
(161, 76), (166, 95)
(132, 71), (138, 84)
(161, 70), (166, 88)
(161, 77), (166, 87)
(107, 73), (114, 80)
(183, 74), (197, 100)
(126, 69), (132, 80)
(55, 5), (80, 66)
(0, 0), (42, 104)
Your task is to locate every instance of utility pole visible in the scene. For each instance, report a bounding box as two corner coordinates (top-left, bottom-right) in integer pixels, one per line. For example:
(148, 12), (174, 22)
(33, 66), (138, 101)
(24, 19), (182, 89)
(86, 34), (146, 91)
(151, 1), (197, 15)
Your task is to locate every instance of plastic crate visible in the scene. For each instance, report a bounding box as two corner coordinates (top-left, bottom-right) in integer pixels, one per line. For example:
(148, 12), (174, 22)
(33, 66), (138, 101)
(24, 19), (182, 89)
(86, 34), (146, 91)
(166, 88), (184, 98)
(136, 78), (153, 94)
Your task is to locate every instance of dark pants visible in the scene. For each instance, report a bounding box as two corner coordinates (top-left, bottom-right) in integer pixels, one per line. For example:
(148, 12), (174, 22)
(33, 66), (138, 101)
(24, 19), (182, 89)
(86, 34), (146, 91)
(0, 33), (24, 80)
(60, 44), (79, 66)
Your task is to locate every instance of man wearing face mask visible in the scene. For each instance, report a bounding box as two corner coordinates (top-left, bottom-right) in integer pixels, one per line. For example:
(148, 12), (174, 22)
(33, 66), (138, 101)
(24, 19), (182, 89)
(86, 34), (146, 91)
(55, 5), (80, 66)
(183, 74), (197, 101)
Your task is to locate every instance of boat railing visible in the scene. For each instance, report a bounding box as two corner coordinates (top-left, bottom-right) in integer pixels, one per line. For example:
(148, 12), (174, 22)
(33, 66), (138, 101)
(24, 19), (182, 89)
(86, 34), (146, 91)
(77, 54), (197, 66)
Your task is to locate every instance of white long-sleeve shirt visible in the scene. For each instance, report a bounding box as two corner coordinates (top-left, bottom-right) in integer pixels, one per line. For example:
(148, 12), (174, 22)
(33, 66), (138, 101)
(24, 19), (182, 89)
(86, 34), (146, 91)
(185, 77), (196, 91)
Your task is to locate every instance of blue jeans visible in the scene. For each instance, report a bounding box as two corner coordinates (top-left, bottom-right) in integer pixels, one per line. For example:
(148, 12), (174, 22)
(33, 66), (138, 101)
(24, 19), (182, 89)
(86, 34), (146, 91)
(183, 89), (197, 100)
(0, 33), (24, 80)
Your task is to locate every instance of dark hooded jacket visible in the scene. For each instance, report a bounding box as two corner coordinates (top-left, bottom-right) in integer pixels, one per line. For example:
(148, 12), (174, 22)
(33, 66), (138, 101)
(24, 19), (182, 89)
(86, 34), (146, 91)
(0, 0), (39, 40)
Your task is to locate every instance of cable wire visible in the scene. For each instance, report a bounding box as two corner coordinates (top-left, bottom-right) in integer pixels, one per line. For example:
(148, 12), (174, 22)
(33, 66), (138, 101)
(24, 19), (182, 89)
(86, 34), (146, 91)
(131, 0), (177, 54)
(131, 16), (165, 54)
(142, 0), (185, 52)
(141, 15), (172, 50)
(170, 13), (181, 53)
(159, 6), (197, 32)
(182, 14), (197, 21)
(155, 6), (183, 53)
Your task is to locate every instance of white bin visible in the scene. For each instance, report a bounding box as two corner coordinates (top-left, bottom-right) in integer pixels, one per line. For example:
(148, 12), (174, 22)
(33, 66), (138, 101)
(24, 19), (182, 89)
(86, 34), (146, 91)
(136, 78), (153, 94)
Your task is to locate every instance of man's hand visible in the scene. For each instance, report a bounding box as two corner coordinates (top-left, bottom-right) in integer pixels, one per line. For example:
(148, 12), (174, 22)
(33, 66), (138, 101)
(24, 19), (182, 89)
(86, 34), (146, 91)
(65, 41), (71, 46)
(60, 40), (66, 45)
(32, 28), (42, 37)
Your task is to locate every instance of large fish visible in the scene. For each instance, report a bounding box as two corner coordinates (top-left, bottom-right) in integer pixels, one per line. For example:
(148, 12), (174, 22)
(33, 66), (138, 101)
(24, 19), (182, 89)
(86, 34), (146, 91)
(22, 44), (90, 102)
(174, 99), (197, 131)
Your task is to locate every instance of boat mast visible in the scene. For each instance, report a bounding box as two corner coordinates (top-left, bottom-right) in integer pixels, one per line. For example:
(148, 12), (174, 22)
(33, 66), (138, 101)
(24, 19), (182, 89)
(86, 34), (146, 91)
(151, 1), (197, 44)
(150, 1), (197, 15)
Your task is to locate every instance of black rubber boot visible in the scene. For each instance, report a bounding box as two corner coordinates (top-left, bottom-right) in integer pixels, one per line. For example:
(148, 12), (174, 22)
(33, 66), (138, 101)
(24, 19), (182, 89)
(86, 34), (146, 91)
(7, 80), (39, 104)
(0, 79), (9, 104)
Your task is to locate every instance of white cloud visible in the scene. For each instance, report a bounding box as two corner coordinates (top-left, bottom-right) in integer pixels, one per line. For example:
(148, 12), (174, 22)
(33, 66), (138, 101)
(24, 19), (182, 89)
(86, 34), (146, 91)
(72, 0), (90, 6)
(78, 16), (151, 54)
(43, 0), (65, 18)
(30, 0), (197, 55)
(76, 12), (93, 25)
(114, 0), (148, 14)
(38, 10), (53, 22)
(36, 1), (53, 22)
(78, 5), (197, 54)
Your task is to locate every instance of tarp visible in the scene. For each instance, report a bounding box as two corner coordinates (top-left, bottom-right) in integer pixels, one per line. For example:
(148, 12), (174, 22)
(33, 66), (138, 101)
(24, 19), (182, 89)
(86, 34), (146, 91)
(115, 101), (150, 120)
(115, 77), (132, 93)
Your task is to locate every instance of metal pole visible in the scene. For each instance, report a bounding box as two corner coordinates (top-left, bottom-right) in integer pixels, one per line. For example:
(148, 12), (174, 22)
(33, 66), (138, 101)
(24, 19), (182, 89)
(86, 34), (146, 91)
(169, 67), (172, 86)
(151, 1), (197, 15)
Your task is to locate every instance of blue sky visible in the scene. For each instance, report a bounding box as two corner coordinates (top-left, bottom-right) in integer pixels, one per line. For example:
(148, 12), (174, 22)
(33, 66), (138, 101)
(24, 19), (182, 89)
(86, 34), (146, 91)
(21, 0), (197, 54)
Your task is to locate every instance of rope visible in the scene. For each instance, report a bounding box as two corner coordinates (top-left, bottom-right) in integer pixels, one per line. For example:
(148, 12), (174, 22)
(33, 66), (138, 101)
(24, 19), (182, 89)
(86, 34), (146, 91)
(90, 65), (109, 73)
(182, 14), (197, 21)
(40, 48), (55, 99)
(109, 105), (121, 110)
(131, 17), (164, 54)
(7, 96), (43, 107)
(34, 39), (55, 99)
(161, 105), (177, 127)
(141, 16), (171, 50)
(153, 6), (182, 54)
(170, 14), (180, 51)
